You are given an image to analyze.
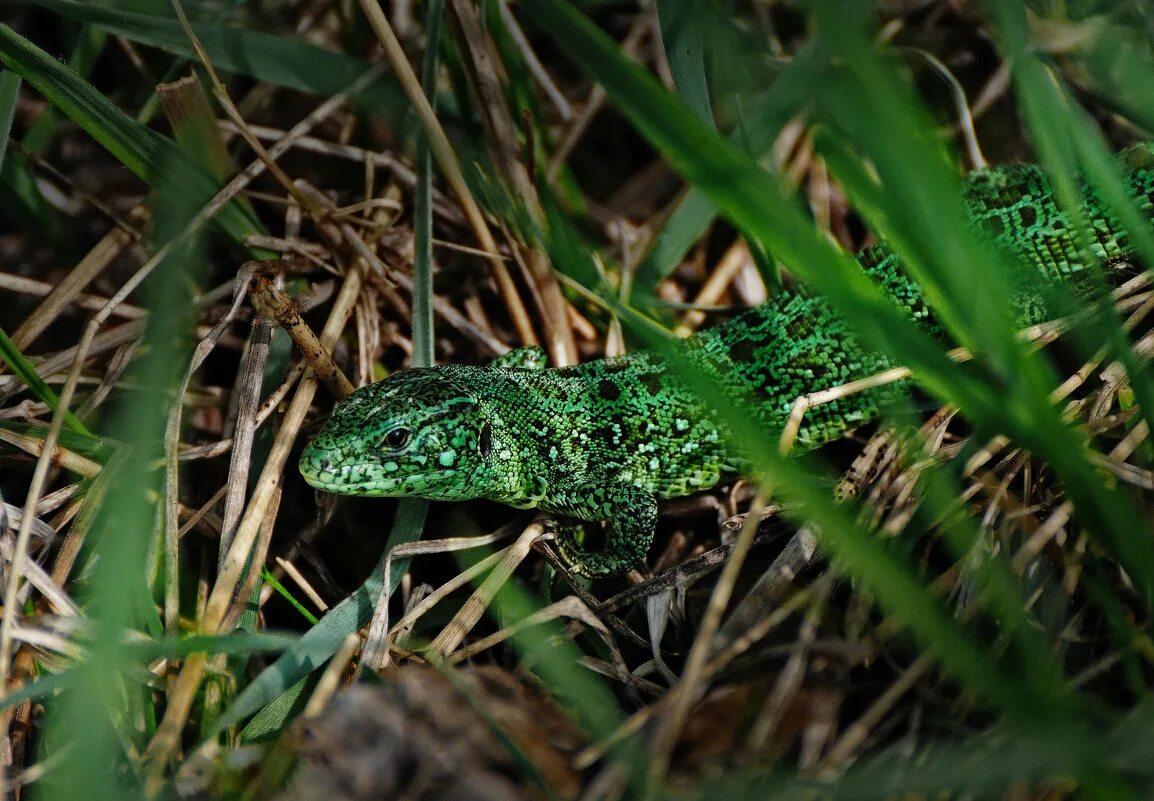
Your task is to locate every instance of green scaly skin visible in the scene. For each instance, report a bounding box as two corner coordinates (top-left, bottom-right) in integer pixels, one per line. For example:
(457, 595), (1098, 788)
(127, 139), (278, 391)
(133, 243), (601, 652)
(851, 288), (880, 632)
(300, 144), (1154, 577)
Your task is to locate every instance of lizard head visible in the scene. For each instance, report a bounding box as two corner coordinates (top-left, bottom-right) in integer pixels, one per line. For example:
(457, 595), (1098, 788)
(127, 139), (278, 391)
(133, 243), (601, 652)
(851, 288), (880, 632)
(299, 367), (509, 501)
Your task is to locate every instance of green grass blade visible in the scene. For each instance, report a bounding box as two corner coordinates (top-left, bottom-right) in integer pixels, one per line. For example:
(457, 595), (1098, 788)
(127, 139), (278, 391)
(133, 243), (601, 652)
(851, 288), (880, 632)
(412, 0), (445, 369)
(216, 552), (390, 736)
(0, 68), (19, 173)
(0, 151), (69, 248)
(22, 22), (107, 155)
(260, 568), (318, 625)
(633, 41), (826, 298)
(0, 669), (73, 712)
(0, 22), (265, 248)
(121, 631), (299, 662)
(712, 699), (1154, 798)
(28, 0), (414, 124)
(0, 66), (60, 249)
(0, 326), (93, 437)
(655, 0), (714, 125)
(237, 675), (311, 742)
(38, 152), (213, 801)
(0, 420), (109, 460)
(1077, 11), (1154, 133)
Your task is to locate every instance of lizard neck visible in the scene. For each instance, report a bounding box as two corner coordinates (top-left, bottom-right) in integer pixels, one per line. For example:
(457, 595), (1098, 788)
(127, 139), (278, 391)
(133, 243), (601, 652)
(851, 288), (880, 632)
(474, 367), (592, 507)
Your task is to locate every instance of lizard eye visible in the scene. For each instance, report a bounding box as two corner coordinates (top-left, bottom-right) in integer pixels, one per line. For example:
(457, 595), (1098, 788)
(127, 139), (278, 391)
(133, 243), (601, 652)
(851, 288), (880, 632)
(382, 428), (410, 450)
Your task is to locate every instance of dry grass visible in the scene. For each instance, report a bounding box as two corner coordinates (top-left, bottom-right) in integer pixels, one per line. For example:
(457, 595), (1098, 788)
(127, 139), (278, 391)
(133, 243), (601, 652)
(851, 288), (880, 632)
(0, 2), (1153, 799)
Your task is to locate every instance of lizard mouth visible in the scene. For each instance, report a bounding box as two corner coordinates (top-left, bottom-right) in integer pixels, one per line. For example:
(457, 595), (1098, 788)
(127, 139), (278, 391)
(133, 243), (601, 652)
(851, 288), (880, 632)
(298, 449), (444, 498)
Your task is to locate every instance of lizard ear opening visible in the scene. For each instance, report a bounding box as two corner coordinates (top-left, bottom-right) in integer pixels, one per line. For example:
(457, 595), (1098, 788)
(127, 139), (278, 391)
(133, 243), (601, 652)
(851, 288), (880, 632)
(479, 422), (492, 458)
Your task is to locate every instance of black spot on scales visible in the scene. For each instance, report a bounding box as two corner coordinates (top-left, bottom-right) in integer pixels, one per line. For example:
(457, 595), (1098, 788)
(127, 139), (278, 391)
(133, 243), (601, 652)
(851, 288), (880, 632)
(728, 337), (756, 364)
(479, 422), (492, 457)
(639, 372), (663, 396)
(598, 379), (621, 401)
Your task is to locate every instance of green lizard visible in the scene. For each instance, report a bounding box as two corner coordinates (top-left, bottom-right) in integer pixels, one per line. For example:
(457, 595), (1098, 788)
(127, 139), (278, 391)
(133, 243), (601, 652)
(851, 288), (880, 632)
(300, 144), (1154, 577)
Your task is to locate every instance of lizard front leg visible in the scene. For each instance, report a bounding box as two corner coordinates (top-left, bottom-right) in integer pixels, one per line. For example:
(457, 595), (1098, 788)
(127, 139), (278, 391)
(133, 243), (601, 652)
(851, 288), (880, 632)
(544, 482), (659, 577)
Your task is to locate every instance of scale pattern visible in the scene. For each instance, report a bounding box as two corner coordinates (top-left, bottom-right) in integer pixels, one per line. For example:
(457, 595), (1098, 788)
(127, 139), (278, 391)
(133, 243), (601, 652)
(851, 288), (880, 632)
(300, 145), (1154, 576)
